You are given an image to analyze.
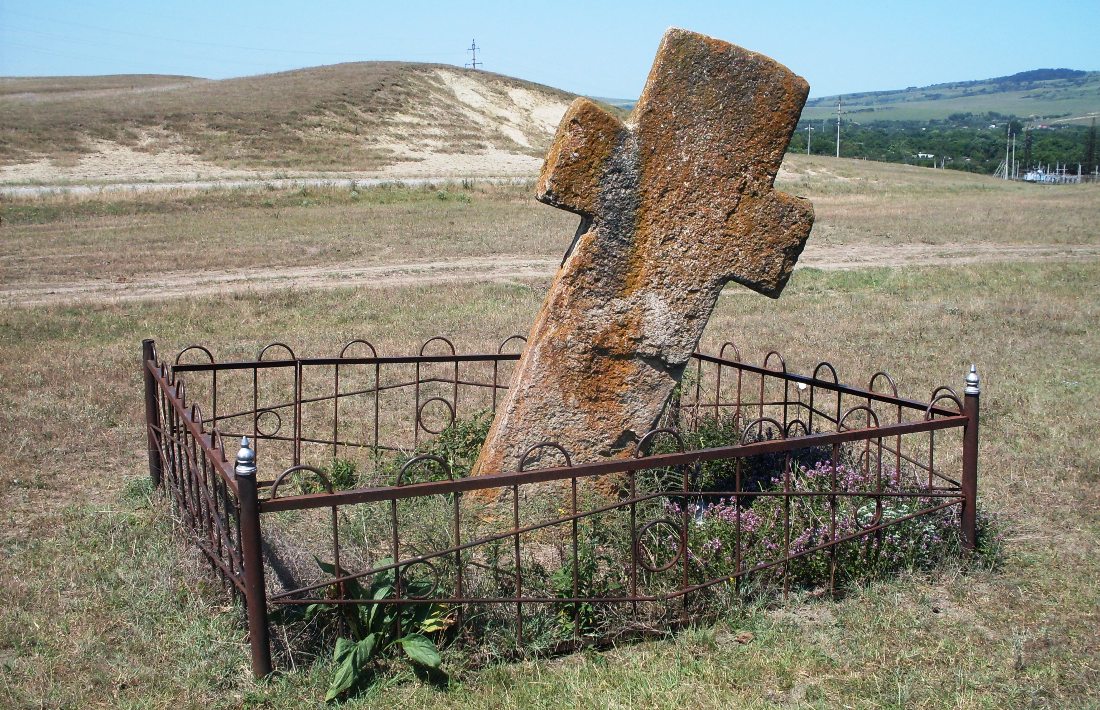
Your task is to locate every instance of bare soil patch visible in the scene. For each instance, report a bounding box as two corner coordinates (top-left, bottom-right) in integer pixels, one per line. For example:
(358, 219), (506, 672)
(5, 243), (1097, 308)
(0, 140), (263, 185)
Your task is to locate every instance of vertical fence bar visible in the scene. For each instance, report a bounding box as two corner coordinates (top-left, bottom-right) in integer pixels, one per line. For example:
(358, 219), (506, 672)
(235, 437), (273, 678)
(571, 473), (579, 639)
(142, 339), (164, 488)
(332, 361), (341, 460)
(293, 361), (302, 466)
(513, 483), (523, 646)
(961, 365), (981, 551)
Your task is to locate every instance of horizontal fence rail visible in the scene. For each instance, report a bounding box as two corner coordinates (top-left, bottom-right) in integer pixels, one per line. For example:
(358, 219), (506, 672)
(142, 337), (980, 679)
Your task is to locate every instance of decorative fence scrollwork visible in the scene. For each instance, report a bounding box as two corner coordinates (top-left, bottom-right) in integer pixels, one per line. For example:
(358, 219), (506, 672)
(142, 337), (980, 679)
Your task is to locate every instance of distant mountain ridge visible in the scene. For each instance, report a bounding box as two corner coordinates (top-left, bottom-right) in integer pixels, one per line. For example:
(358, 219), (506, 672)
(801, 68), (1099, 124)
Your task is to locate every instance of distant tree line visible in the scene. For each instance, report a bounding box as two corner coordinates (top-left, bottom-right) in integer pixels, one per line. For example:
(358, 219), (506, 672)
(788, 112), (1097, 175)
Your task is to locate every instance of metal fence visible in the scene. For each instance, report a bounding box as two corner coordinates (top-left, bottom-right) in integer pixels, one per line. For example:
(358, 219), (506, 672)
(141, 337), (980, 678)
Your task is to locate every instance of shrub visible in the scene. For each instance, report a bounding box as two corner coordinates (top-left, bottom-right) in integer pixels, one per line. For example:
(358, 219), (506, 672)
(666, 458), (1003, 594)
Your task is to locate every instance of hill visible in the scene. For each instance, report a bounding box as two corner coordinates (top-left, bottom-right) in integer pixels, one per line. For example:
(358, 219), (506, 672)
(801, 68), (1100, 124)
(0, 74), (206, 99)
(0, 63), (578, 181)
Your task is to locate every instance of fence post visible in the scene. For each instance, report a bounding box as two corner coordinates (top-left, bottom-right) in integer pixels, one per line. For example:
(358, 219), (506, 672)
(235, 437), (273, 678)
(142, 339), (164, 488)
(961, 364), (980, 551)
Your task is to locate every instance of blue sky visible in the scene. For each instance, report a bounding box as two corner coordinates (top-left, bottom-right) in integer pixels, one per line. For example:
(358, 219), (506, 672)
(2, 1), (1097, 98)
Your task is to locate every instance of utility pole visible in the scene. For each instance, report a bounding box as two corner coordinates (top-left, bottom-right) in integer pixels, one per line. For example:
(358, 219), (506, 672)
(806, 126), (813, 155)
(465, 39), (481, 69)
(836, 96), (842, 158)
(1023, 126), (1033, 172)
(1011, 132), (1016, 179)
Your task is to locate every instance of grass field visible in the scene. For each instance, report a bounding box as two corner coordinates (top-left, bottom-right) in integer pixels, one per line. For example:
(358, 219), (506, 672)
(1, 158), (1098, 708)
(3, 156), (1098, 300)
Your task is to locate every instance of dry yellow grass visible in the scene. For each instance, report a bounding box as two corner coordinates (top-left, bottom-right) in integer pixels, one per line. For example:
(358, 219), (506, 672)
(0, 158), (1098, 707)
(2, 156), (1097, 302)
(0, 63), (577, 173)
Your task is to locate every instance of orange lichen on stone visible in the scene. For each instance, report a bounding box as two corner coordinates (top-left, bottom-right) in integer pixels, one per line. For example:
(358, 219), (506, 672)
(472, 28), (814, 487)
(536, 98), (625, 216)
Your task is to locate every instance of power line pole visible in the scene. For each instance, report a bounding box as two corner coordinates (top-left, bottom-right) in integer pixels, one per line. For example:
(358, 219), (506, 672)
(806, 126), (813, 155)
(835, 96), (842, 158)
(465, 39), (482, 69)
(1011, 131), (1016, 179)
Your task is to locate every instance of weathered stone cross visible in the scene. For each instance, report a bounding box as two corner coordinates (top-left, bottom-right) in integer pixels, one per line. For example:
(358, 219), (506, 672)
(473, 28), (814, 477)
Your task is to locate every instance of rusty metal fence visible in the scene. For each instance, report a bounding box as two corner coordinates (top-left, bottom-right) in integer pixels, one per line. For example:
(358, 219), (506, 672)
(141, 337), (980, 678)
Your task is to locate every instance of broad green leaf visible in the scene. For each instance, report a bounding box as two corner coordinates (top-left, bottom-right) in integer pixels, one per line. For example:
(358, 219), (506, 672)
(367, 558), (395, 595)
(302, 602), (333, 623)
(325, 638), (360, 701)
(366, 599), (395, 632)
(407, 600), (433, 624)
(324, 634), (378, 702)
(398, 633), (442, 668)
(418, 605), (452, 633)
(343, 577), (367, 600)
(315, 556), (338, 576)
(406, 578), (435, 597)
(314, 556), (367, 600)
(332, 636), (355, 662)
(419, 619), (449, 633)
(356, 632), (378, 662)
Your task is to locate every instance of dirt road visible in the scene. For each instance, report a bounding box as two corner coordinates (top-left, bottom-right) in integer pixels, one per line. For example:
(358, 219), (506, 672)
(0, 175), (531, 198)
(4, 243), (1098, 308)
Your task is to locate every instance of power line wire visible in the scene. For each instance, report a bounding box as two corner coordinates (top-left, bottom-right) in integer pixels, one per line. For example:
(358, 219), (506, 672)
(4, 8), (468, 60)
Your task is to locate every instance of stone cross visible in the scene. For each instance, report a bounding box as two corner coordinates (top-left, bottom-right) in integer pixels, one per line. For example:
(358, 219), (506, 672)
(472, 28), (814, 478)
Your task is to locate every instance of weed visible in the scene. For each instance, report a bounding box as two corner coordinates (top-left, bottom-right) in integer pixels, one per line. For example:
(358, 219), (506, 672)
(327, 458), (359, 490)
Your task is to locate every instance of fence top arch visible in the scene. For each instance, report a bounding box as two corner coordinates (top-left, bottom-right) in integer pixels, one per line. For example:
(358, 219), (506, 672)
(211, 430), (228, 462)
(925, 388), (964, 419)
(762, 350), (787, 373)
(257, 342), (296, 361)
(338, 339), (378, 358)
(868, 371), (899, 398)
(518, 442), (573, 471)
(718, 341), (742, 362)
(634, 427), (687, 457)
(396, 455), (454, 486)
(497, 335), (527, 354)
(175, 344), (215, 366)
(838, 405), (881, 431)
(419, 336), (456, 357)
(812, 361), (839, 384)
(785, 418), (811, 437)
(270, 465), (334, 498)
(740, 416), (787, 444)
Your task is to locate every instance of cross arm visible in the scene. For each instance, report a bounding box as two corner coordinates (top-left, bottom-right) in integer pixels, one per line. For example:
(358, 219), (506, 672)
(721, 190), (814, 298)
(536, 98), (627, 217)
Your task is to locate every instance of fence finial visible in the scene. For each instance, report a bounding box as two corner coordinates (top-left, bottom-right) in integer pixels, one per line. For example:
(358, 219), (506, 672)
(964, 364), (980, 395)
(235, 436), (257, 477)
